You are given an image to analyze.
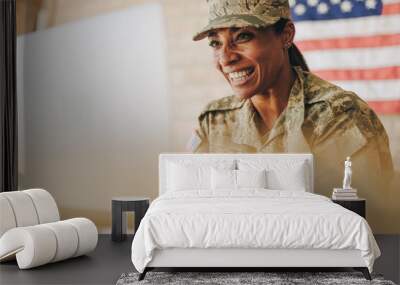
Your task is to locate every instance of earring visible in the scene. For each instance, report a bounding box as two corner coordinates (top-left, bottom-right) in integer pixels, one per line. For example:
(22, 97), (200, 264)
(283, 43), (288, 51)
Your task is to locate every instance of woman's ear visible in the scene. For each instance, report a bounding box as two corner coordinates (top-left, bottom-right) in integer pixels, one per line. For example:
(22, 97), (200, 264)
(281, 20), (295, 49)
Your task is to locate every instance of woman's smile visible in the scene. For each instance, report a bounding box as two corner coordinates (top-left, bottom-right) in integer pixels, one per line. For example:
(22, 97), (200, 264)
(226, 67), (255, 86)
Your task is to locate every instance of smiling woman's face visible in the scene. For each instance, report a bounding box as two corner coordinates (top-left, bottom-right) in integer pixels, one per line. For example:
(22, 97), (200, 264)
(208, 26), (287, 99)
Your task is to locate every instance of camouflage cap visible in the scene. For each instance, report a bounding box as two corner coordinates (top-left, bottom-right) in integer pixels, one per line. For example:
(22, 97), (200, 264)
(193, 0), (291, 41)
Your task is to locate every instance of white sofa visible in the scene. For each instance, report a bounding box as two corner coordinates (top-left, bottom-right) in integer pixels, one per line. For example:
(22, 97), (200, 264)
(0, 189), (98, 269)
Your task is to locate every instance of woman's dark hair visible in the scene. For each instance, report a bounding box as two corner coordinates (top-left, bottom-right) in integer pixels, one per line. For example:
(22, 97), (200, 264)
(271, 18), (310, 72)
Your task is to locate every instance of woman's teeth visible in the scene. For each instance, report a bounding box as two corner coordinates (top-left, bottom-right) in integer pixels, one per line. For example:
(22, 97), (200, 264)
(228, 68), (253, 81)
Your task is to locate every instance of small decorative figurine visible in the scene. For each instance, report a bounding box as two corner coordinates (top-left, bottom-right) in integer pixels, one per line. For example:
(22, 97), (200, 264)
(343, 156), (352, 190)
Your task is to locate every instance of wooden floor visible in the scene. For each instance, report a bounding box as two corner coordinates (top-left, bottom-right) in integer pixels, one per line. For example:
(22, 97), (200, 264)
(0, 235), (398, 285)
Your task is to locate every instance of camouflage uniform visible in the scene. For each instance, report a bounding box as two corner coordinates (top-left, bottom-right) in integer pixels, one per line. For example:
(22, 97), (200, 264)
(192, 0), (396, 231)
(192, 67), (394, 195)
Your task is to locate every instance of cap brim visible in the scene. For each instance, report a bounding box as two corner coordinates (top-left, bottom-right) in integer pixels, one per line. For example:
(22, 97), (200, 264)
(193, 14), (280, 41)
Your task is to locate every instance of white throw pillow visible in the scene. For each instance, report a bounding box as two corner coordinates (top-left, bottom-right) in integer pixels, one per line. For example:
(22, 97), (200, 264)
(267, 166), (307, 191)
(236, 169), (267, 189)
(167, 160), (235, 191)
(168, 163), (209, 191)
(211, 168), (236, 190)
(238, 159), (309, 191)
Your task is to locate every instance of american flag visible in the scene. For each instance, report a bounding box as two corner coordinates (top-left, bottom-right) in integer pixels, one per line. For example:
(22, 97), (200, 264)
(292, 0), (400, 114)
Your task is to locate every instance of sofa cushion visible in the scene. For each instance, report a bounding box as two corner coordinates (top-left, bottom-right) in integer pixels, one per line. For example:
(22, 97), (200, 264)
(0, 192), (39, 227)
(0, 196), (17, 237)
(24, 189), (60, 224)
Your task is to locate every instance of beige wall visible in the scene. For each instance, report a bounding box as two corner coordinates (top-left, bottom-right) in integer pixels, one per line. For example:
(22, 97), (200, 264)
(16, 0), (400, 233)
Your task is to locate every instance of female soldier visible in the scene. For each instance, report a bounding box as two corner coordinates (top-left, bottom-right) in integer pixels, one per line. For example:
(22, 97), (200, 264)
(190, 0), (394, 208)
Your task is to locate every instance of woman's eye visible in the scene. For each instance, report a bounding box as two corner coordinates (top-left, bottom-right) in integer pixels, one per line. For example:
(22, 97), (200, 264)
(236, 32), (254, 42)
(208, 40), (221, 48)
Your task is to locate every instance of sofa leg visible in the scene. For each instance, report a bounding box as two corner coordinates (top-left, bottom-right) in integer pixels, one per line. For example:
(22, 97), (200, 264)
(138, 268), (148, 281)
(354, 267), (371, 280)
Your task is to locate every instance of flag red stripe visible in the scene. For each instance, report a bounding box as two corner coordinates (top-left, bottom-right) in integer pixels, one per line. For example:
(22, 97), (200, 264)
(368, 100), (400, 114)
(297, 4), (400, 113)
(313, 66), (400, 80)
(382, 2), (400, 15)
(296, 34), (400, 51)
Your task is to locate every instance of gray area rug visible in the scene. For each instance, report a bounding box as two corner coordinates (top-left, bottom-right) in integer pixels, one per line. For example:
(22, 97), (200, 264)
(116, 271), (396, 285)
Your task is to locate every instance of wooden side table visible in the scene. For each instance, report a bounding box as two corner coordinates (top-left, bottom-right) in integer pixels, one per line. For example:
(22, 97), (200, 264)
(332, 198), (366, 218)
(112, 197), (150, 242)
